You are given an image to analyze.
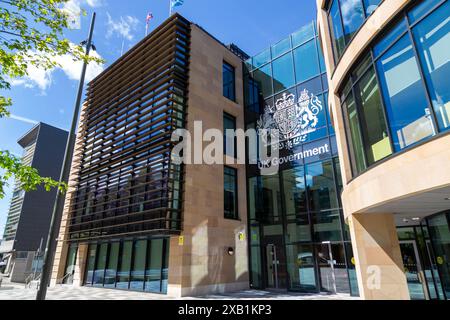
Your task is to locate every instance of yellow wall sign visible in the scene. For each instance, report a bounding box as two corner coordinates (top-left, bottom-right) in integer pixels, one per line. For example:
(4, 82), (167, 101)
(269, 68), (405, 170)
(178, 236), (184, 246)
(437, 256), (444, 265)
(238, 232), (245, 241)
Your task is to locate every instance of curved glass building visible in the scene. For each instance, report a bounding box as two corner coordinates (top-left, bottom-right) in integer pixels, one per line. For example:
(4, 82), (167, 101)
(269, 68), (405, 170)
(317, 0), (450, 299)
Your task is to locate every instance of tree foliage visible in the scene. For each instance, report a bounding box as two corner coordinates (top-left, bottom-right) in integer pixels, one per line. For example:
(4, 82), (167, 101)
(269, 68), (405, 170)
(0, 0), (102, 198)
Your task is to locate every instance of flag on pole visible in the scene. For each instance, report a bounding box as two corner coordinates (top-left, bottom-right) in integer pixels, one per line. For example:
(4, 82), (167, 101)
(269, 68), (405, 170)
(146, 12), (154, 24)
(171, 0), (184, 9)
(145, 12), (154, 36)
(170, 0), (184, 15)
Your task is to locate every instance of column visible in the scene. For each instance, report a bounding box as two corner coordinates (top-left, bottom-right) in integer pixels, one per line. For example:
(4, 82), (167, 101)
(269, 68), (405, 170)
(348, 212), (410, 300)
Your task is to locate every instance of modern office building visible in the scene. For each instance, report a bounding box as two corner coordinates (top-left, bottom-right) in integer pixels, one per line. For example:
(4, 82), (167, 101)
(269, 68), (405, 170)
(0, 123), (68, 282)
(51, 14), (249, 297)
(317, 0), (450, 299)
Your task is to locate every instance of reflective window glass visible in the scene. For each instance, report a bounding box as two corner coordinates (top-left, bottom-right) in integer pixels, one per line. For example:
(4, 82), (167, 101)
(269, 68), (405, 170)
(253, 64), (273, 98)
(292, 22), (315, 47)
(286, 244), (317, 290)
(224, 112), (236, 157)
(116, 240), (132, 289)
(412, 1), (450, 131)
(85, 244), (97, 285)
(282, 167), (307, 216)
(93, 243), (107, 286)
(363, 0), (382, 16)
(250, 175), (282, 223)
(344, 92), (367, 173)
(294, 40), (320, 84)
(104, 242), (119, 288)
(253, 49), (271, 68)
(286, 215), (312, 243)
(297, 76), (322, 96)
(329, 0), (346, 60)
(130, 240), (146, 291)
(272, 37), (291, 58)
(376, 35), (434, 151)
(373, 18), (408, 58)
(313, 210), (342, 242)
(340, 0), (365, 43)
(408, 0), (443, 24)
(305, 160), (338, 211)
(317, 39), (327, 73)
(427, 212), (450, 298)
(355, 66), (392, 164)
(223, 62), (236, 101)
(250, 246), (263, 288)
(272, 53), (295, 93)
(224, 166), (238, 220)
(64, 244), (77, 284)
(145, 239), (163, 292)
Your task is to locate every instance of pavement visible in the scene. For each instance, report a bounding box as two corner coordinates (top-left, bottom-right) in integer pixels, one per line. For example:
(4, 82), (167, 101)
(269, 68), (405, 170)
(0, 277), (359, 300)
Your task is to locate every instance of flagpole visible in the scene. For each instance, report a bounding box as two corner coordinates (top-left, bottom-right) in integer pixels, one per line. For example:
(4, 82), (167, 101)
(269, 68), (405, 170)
(169, 0), (172, 16)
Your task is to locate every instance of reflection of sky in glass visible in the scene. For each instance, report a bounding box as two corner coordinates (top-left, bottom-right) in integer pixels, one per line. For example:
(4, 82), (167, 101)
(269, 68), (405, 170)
(339, 0), (364, 34)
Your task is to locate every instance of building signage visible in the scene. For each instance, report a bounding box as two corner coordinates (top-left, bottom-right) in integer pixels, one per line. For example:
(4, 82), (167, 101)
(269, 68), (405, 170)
(257, 89), (323, 151)
(258, 139), (331, 170)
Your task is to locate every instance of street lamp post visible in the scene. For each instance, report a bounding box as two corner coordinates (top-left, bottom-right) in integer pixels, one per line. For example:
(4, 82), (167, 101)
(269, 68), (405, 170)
(36, 12), (97, 300)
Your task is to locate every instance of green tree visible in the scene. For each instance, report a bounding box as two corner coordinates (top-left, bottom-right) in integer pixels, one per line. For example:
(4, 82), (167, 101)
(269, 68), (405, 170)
(0, 0), (102, 199)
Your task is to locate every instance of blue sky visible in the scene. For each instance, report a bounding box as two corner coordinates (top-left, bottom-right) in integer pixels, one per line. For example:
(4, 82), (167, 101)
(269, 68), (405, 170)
(0, 0), (317, 234)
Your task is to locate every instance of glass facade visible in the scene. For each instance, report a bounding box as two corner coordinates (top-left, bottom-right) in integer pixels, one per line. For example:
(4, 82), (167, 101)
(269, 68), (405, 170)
(340, 0), (450, 176)
(84, 237), (169, 293)
(244, 23), (358, 295)
(327, 0), (382, 62)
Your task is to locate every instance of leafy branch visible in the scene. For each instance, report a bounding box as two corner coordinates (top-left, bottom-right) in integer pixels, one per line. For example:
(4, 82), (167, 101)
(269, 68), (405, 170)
(0, 0), (103, 198)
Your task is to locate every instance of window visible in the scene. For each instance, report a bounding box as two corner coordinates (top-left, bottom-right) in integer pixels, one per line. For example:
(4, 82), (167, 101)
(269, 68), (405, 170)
(104, 242), (119, 288)
(354, 66), (392, 165)
(253, 49), (271, 68)
(253, 64), (273, 98)
(343, 91), (367, 173)
(339, 0), (449, 176)
(328, 0), (346, 61)
(272, 53), (295, 93)
(223, 112), (236, 157)
(223, 61), (236, 101)
(116, 240), (132, 289)
(363, 0), (382, 16)
(272, 37), (291, 58)
(376, 35), (434, 151)
(130, 240), (147, 291)
(340, 0), (365, 44)
(305, 160), (338, 212)
(292, 22), (315, 47)
(412, 0), (450, 131)
(224, 166), (238, 220)
(245, 77), (261, 113)
(294, 40), (320, 84)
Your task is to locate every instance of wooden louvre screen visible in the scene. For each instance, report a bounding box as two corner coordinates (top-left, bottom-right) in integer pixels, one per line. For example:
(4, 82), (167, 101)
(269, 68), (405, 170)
(66, 14), (190, 242)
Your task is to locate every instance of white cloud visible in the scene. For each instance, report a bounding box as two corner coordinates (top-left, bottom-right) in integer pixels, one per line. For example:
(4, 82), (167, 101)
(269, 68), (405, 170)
(10, 64), (52, 92)
(85, 0), (105, 7)
(11, 48), (105, 93)
(63, 0), (106, 29)
(106, 12), (140, 41)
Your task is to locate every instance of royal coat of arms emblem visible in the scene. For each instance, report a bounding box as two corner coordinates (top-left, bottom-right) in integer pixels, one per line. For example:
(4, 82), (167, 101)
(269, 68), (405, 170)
(257, 89), (323, 149)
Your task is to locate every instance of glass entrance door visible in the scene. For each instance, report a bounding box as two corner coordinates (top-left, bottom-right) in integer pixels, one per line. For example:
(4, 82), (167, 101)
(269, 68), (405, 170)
(264, 237), (287, 289)
(399, 240), (428, 300)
